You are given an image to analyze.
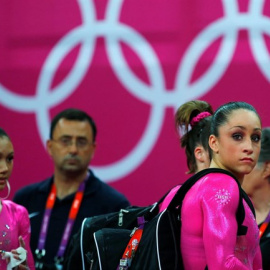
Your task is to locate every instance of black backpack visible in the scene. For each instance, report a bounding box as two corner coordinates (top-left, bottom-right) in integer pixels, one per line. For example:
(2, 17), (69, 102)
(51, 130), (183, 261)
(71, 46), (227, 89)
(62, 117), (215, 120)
(63, 168), (255, 270)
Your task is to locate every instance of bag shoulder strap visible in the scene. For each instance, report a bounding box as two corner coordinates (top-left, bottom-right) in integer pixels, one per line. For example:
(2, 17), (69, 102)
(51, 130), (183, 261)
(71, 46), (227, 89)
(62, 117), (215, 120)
(168, 168), (255, 236)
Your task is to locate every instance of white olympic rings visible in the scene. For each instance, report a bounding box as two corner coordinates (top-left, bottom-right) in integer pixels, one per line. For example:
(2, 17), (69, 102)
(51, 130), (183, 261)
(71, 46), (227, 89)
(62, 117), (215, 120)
(0, 0), (270, 182)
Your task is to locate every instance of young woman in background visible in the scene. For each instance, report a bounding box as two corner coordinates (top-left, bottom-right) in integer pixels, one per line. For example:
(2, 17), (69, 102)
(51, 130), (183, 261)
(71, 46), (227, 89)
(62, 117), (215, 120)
(243, 127), (270, 270)
(159, 100), (213, 212)
(0, 128), (34, 269)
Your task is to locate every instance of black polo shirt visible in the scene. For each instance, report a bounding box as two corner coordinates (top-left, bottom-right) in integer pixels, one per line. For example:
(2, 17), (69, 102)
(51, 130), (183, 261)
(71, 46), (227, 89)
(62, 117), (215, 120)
(13, 170), (130, 267)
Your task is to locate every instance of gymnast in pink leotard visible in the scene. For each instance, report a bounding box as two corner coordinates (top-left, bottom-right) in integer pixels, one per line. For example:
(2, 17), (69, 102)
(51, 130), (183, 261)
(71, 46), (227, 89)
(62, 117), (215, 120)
(162, 101), (263, 269)
(160, 100), (213, 212)
(175, 100), (214, 175)
(0, 128), (35, 270)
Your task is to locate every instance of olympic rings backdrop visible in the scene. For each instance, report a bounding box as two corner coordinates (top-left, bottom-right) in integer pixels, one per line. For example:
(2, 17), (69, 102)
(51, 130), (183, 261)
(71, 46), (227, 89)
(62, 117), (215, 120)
(1, 0), (270, 205)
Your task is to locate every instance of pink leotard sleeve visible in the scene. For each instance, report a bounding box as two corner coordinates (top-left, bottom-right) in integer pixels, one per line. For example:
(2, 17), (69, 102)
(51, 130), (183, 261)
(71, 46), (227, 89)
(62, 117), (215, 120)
(181, 173), (262, 270)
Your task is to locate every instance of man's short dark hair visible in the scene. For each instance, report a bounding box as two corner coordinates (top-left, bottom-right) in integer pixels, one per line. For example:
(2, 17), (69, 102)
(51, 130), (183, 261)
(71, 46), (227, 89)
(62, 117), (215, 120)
(50, 108), (97, 141)
(0, 128), (10, 139)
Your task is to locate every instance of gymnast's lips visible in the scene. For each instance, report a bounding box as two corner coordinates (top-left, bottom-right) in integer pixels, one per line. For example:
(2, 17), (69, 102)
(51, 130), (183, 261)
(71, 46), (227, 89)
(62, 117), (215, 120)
(240, 157), (254, 163)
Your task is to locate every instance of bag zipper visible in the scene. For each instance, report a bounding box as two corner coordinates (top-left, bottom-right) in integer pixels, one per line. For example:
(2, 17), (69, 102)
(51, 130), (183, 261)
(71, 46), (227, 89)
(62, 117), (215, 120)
(118, 209), (129, 226)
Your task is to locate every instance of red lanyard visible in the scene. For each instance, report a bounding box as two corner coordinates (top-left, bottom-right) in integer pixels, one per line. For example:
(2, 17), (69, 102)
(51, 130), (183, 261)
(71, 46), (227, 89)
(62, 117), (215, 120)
(118, 228), (143, 269)
(36, 177), (87, 264)
(259, 222), (269, 238)
(259, 211), (270, 239)
(117, 216), (145, 270)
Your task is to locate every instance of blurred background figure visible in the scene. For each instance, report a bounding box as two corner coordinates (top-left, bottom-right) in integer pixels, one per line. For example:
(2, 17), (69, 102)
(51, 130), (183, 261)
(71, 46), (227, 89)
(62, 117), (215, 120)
(13, 108), (130, 270)
(160, 100), (213, 212)
(242, 127), (270, 270)
(175, 100), (214, 174)
(0, 128), (35, 269)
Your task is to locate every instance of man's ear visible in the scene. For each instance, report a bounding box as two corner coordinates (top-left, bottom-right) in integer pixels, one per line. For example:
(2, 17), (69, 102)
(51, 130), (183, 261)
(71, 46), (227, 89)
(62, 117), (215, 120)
(209, 135), (219, 153)
(90, 142), (97, 160)
(46, 139), (53, 157)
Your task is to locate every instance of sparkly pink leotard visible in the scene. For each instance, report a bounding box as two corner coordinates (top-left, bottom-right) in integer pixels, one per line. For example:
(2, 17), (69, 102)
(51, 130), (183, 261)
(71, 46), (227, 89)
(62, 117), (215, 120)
(160, 173), (262, 270)
(0, 200), (35, 269)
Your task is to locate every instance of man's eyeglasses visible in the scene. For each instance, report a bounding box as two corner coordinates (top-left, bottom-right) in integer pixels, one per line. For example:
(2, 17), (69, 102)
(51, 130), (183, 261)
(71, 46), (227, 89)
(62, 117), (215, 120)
(52, 137), (93, 149)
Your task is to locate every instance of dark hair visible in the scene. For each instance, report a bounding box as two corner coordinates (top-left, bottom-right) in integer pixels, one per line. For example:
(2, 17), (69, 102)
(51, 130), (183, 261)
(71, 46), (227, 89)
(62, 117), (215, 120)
(50, 108), (97, 141)
(0, 128), (10, 139)
(258, 127), (270, 163)
(175, 100), (214, 174)
(211, 101), (261, 137)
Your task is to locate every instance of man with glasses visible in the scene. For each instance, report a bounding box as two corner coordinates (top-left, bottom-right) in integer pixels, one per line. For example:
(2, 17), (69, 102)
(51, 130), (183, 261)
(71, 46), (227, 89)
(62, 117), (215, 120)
(13, 108), (130, 270)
